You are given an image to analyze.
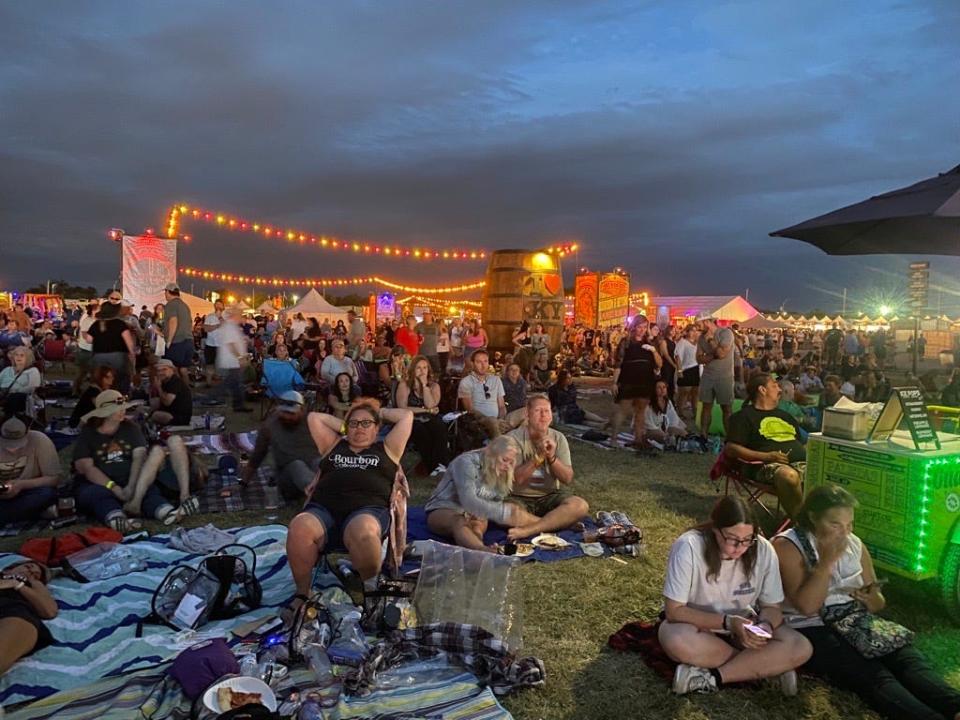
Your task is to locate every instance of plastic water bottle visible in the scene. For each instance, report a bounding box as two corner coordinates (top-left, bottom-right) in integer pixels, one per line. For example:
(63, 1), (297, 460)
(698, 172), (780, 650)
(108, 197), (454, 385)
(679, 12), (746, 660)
(327, 610), (368, 667)
(264, 481), (280, 510)
(239, 654), (259, 677)
(303, 645), (340, 708)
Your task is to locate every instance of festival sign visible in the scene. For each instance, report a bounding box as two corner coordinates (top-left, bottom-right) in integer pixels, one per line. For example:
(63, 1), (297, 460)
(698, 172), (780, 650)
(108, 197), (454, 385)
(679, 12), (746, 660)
(574, 272), (598, 328)
(598, 272), (630, 327)
(376, 292), (396, 323)
(121, 234), (177, 310)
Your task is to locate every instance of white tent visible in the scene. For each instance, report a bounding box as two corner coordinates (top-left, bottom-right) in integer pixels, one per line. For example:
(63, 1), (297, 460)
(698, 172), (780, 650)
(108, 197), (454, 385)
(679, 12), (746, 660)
(179, 292), (215, 318)
(651, 295), (760, 323)
(282, 288), (349, 324)
(257, 300), (278, 315)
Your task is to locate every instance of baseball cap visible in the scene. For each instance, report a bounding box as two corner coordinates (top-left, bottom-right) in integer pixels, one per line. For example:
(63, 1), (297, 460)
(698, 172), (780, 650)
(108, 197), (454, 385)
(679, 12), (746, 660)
(0, 417), (29, 451)
(164, 282), (180, 293)
(121, 299), (134, 308)
(277, 390), (305, 412)
(155, 358), (176, 371)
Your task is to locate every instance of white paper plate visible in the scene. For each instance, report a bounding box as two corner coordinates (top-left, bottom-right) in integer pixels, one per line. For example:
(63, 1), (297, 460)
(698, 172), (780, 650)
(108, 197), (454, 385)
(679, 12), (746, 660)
(203, 676), (277, 713)
(531, 533), (570, 549)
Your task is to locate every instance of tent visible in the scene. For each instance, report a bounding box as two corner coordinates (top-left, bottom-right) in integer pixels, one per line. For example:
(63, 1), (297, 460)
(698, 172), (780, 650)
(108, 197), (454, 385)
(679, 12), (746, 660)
(257, 300), (278, 315)
(651, 295), (760, 324)
(282, 288), (349, 324)
(739, 314), (782, 330)
(179, 292), (215, 318)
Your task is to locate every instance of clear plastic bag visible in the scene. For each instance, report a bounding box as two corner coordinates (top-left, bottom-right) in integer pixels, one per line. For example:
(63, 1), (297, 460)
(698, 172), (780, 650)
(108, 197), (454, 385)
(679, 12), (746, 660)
(63, 542), (146, 581)
(412, 540), (524, 649)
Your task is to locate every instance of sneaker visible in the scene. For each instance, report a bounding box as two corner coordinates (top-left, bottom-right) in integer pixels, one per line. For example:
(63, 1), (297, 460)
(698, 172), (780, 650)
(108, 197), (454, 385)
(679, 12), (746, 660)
(672, 664), (718, 695)
(778, 669), (798, 697)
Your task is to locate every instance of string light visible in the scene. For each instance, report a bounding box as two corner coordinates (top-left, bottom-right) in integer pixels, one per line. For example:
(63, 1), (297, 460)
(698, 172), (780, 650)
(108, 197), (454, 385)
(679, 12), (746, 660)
(396, 294), (483, 309)
(179, 266), (487, 294)
(165, 203), (491, 261)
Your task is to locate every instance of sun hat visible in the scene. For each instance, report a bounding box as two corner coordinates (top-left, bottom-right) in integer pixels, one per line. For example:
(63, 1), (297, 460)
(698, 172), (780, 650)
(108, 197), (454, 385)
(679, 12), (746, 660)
(0, 417), (29, 452)
(80, 390), (137, 423)
(277, 390), (305, 412)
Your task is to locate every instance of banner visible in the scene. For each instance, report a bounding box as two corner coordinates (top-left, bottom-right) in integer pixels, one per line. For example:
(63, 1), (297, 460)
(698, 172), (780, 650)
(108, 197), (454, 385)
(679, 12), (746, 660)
(598, 272), (630, 327)
(121, 235), (177, 310)
(376, 292), (395, 323)
(574, 272), (598, 327)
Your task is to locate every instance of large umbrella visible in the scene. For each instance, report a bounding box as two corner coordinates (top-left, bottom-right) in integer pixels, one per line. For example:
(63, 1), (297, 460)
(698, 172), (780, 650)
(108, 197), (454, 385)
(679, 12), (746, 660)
(770, 164), (960, 255)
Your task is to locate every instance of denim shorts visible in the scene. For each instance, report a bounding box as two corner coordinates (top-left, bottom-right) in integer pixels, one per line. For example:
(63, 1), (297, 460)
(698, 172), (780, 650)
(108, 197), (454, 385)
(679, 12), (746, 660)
(303, 503), (390, 550)
(164, 339), (194, 368)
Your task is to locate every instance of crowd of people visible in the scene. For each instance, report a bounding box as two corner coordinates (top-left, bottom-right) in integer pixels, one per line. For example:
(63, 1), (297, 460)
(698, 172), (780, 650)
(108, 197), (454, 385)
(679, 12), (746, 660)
(1, 292), (959, 718)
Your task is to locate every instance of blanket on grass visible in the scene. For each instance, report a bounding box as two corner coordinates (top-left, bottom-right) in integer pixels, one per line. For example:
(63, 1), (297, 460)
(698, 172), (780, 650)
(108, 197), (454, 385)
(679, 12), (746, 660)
(180, 431), (259, 455)
(405, 506), (609, 563)
(196, 465), (290, 514)
(0, 525), (290, 709)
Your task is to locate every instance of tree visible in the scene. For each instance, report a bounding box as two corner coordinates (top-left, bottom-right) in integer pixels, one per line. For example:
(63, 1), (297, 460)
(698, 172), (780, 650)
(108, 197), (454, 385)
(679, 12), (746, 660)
(22, 279), (100, 298)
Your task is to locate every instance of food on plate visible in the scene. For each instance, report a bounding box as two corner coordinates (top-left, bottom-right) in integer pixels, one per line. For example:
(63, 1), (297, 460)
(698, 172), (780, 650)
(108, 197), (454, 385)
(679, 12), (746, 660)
(218, 686), (264, 711)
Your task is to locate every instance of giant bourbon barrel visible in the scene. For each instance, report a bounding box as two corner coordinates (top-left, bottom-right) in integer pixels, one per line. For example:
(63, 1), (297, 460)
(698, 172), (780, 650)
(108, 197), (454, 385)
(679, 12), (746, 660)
(482, 249), (565, 352)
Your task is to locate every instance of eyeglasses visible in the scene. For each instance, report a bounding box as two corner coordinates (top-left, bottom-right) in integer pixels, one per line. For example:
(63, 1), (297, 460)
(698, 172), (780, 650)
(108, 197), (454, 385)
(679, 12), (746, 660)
(347, 419), (376, 429)
(719, 531), (756, 548)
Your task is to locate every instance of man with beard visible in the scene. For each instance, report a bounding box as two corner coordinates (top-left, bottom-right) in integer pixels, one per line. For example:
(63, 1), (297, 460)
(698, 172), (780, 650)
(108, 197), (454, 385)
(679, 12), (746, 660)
(242, 391), (319, 500)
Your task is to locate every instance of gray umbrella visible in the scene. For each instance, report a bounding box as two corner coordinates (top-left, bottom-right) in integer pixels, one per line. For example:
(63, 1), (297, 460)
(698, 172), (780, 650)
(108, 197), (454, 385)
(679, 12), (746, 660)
(770, 164), (960, 255)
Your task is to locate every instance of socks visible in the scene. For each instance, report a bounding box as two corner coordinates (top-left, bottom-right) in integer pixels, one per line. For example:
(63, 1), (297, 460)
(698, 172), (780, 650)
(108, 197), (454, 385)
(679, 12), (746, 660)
(710, 668), (723, 687)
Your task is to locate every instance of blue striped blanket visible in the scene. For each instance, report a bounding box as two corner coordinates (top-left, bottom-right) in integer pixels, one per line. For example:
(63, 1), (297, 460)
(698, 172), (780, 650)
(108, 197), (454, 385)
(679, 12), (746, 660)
(0, 525), (291, 709)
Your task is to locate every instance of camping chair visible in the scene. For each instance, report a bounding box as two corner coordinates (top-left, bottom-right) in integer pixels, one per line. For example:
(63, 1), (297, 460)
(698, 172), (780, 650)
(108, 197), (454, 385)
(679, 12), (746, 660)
(709, 452), (792, 535)
(39, 338), (69, 372)
(260, 358), (307, 418)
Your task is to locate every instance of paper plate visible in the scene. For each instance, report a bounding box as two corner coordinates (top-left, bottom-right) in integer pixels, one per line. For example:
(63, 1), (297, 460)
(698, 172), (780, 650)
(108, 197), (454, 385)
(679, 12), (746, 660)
(531, 533), (570, 549)
(203, 676), (277, 714)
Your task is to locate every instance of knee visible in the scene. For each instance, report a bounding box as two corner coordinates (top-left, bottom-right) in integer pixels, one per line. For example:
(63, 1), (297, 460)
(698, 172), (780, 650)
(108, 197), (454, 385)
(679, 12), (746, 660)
(288, 513), (324, 548)
(147, 445), (167, 463)
(775, 468), (801, 489)
(345, 518), (381, 548)
(166, 435), (185, 452)
(779, 627), (813, 665)
(569, 496), (589, 517)
(658, 622), (695, 658)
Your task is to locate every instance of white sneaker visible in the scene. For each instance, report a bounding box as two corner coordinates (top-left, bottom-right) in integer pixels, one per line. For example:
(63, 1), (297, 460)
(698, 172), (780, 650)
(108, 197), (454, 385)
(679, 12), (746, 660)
(779, 669), (798, 697)
(672, 664), (718, 695)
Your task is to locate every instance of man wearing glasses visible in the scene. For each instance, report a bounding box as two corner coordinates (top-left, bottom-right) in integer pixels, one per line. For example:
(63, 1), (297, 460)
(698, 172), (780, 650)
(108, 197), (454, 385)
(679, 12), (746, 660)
(457, 349), (515, 438)
(724, 373), (806, 518)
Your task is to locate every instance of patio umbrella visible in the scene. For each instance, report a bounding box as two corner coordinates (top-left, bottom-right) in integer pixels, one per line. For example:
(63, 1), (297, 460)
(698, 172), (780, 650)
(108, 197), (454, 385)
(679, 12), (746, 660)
(770, 164), (960, 255)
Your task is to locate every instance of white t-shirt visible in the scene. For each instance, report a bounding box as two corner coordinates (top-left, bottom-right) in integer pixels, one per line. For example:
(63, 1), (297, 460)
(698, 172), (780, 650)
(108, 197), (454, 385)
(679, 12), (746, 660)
(663, 530), (784, 615)
(290, 319), (307, 340)
(644, 401), (683, 432)
(204, 312), (223, 348)
(675, 337), (699, 371)
(78, 313), (96, 352)
(450, 326), (463, 348)
(458, 372), (504, 419)
(216, 322), (246, 370)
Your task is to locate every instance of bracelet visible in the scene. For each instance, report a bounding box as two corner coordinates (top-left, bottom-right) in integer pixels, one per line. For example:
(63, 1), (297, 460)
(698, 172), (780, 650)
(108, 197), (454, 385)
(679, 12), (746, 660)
(105, 480), (116, 490)
(546, 455), (557, 465)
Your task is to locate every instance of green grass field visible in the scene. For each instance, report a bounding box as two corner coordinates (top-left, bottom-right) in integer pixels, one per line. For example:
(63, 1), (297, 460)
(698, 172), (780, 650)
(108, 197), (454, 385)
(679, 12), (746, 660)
(5, 383), (959, 720)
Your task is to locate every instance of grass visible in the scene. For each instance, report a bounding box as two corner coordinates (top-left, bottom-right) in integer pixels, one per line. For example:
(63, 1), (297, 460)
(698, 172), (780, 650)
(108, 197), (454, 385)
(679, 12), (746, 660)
(5, 376), (960, 720)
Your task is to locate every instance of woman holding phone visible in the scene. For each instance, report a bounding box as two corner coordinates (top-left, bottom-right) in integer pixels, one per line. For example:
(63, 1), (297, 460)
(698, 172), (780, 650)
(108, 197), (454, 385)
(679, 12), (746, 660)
(774, 485), (960, 720)
(659, 495), (811, 695)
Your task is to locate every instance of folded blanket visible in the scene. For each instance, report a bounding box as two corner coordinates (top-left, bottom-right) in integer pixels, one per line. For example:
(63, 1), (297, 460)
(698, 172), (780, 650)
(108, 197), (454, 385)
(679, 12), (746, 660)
(0, 525), (291, 708)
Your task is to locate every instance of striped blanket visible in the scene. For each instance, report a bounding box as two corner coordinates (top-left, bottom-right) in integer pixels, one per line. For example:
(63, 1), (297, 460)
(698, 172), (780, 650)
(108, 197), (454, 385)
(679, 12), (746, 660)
(0, 525), (291, 709)
(180, 431), (259, 455)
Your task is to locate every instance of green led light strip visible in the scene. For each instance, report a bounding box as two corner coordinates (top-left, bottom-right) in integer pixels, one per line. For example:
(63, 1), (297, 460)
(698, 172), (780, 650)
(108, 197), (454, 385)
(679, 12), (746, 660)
(915, 456), (960, 574)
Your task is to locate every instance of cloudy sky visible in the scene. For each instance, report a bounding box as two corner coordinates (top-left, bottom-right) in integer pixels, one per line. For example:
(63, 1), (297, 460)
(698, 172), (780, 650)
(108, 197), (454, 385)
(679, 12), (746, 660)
(2, 0), (958, 313)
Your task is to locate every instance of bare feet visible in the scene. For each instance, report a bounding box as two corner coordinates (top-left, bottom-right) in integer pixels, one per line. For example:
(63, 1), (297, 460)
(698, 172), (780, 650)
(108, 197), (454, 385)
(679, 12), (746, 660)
(123, 500), (141, 517)
(507, 525), (540, 541)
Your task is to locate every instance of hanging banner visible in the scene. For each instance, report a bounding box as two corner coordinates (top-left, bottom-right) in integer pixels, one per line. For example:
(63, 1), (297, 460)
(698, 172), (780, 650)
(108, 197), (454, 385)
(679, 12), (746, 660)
(598, 272), (630, 327)
(574, 272), (599, 327)
(121, 235), (177, 310)
(376, 292), (395, 323)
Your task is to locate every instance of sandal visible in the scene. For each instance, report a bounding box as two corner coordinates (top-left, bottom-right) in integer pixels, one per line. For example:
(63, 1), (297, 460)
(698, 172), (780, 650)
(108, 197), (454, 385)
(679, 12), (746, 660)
(164, 495), (201, 525)
(107, 515), (143, 533)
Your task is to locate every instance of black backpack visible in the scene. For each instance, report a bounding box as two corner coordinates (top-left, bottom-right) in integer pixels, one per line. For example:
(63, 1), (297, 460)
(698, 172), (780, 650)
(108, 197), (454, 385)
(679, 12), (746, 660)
(137, 543), (262, 636)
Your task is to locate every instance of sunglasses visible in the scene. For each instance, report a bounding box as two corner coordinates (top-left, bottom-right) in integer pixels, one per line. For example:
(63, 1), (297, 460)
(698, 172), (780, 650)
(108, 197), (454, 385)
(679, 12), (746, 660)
(347, 419), (376, 429)
(482, 384), (490, 399)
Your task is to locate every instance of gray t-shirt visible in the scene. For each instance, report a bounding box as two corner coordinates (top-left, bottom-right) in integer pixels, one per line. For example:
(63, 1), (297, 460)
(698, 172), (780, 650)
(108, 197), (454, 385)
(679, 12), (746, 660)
(506, 425), (572, 498)
(164, 297), (194, 344)
(0, 431), (60, 484)
(458, 373), (503, 419)
(698, 327), (734, 380)
(424, 449), (511, 524)
(663, 530), (784, 615)
(415, 321), (439, 356)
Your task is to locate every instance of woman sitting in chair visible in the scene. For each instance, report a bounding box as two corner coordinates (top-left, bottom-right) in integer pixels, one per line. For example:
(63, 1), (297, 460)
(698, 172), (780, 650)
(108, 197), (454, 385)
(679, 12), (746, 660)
(425, 435), (540, 552)
(395, 355), (449, 474)
(659, 495), (812, 696)
(286, 403), (412, 610)
(0, 346), (42, 419)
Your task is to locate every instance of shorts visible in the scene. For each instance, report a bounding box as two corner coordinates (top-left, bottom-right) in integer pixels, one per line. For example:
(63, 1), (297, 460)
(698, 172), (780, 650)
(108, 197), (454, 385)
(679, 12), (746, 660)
(203, 345), (218, 366)
(616, 383), (654, 402)
(303, 503), (390, 550)
(509, 489), (570, 517)
(698, 374), (734, 405)
(754, 461), (806, 485)
(164, 339), (194, 368)
(677, 366), (700, 387)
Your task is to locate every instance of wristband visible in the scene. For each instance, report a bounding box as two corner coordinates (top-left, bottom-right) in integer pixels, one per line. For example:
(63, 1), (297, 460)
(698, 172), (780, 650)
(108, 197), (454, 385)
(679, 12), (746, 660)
(546, 455), (557, 465)
(105, 480), (116, 490)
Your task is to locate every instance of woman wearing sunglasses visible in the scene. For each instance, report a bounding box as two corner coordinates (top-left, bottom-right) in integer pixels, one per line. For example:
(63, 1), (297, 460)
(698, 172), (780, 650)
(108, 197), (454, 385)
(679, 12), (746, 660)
(659, 495), (811, 696)
(0, 560), (57, 675)
(286, 402), (412, 611)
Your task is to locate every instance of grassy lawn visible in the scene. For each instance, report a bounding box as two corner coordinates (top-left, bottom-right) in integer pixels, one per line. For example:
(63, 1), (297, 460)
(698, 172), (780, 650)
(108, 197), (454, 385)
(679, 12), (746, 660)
(5, 379), (959, 720)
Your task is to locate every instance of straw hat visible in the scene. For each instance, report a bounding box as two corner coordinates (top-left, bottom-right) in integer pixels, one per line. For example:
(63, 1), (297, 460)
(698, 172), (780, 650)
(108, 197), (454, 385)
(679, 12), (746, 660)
(80, 390), (137, 423)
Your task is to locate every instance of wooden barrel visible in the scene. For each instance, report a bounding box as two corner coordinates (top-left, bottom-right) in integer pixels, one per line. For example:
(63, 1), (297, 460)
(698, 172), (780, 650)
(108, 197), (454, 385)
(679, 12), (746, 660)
(482, 249), (566, 353)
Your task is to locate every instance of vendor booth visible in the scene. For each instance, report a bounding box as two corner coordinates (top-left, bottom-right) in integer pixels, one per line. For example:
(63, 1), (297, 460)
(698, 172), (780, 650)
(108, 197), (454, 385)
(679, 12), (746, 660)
(806, 387), (960, 620)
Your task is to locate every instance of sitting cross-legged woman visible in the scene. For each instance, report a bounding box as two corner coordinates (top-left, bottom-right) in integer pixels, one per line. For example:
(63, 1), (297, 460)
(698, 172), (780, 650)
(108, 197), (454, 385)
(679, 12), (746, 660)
(774, 485), (960, 720)
(659, 495), (812, 695)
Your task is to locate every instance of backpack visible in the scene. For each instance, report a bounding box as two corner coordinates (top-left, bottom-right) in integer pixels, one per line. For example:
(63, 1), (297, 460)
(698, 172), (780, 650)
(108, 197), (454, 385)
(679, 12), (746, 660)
(20, 527), (124, 567)
(137, 543), (262, 636)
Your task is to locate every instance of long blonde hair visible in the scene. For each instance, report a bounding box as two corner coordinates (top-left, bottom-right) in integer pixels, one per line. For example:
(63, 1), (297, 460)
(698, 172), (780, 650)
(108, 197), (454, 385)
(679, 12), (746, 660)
(480, 435), (519, 496)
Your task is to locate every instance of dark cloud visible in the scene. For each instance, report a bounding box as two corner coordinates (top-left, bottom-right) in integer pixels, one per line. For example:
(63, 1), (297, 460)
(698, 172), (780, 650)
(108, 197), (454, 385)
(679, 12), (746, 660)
(1, 0), (958, 313)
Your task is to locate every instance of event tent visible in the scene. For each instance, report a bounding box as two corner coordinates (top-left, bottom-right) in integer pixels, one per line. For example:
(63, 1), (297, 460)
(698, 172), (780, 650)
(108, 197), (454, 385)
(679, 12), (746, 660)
(282, 288), (349, 324)
(651, 295), (760, 323)
(257, 300), (277, 314)
(179, 292), (215, 317)
(739, 314), (782, 330)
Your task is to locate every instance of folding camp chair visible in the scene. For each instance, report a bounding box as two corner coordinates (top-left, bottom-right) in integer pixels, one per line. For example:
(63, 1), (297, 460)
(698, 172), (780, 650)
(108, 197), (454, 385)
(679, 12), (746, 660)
(709, 452), (791, 535)
(260, 358), (307, 418)
(39, 338), (69, 372)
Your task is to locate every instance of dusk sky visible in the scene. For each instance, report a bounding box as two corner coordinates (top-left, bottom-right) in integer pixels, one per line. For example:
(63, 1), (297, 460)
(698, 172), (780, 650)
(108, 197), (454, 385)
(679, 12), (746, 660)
(2, 0), (958, 313)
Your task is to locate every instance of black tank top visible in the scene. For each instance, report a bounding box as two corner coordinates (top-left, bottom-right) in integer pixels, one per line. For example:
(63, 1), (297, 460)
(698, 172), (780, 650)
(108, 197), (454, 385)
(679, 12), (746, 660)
(310, 439), (397, 515)
(617, 339), (657, 386)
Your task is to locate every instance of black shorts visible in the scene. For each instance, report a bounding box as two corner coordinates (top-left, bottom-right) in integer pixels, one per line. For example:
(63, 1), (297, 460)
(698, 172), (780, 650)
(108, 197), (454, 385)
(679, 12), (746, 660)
(203, 345), (217, 366)
(677, 367), (700, 387)
(164, 339), (194, 368)
(617, 383), (654, 401)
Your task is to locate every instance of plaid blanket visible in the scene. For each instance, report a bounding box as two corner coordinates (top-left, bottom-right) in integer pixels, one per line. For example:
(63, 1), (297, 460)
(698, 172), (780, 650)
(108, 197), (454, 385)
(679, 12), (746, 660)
(179, 431), (259, 455)
(0, 518), (50, 539)
(196, 465), (291, 514)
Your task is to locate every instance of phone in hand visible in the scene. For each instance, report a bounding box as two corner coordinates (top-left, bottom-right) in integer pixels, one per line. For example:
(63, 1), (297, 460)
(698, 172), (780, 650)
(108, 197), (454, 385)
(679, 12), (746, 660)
(743, 623), (773, 639)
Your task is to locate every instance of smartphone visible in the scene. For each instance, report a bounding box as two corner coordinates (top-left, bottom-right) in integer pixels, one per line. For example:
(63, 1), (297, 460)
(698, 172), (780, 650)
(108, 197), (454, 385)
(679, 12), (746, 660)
(743, 623), (773, 639)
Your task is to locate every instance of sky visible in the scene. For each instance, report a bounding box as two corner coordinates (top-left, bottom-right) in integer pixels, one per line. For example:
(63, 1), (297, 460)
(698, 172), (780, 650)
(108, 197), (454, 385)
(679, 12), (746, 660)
(1, 0), (958, 314)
